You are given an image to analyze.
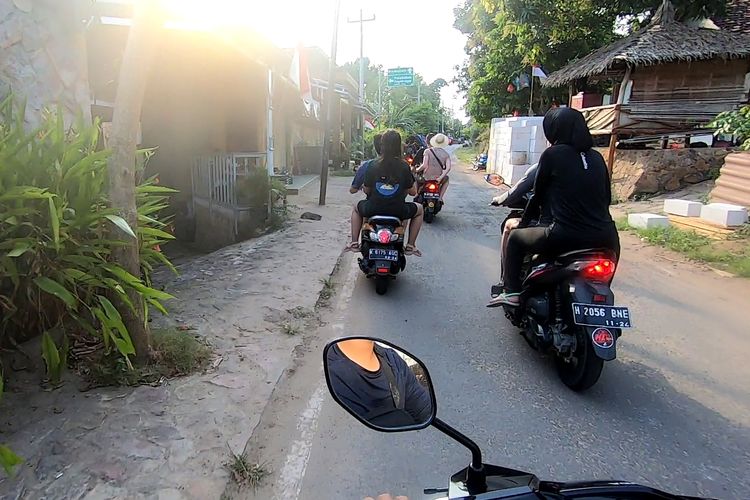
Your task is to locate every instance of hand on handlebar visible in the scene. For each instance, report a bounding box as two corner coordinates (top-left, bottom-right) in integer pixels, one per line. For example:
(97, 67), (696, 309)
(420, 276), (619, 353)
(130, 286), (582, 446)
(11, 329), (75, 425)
(490, 195), (504, 207)
(363, 495), (409, 500)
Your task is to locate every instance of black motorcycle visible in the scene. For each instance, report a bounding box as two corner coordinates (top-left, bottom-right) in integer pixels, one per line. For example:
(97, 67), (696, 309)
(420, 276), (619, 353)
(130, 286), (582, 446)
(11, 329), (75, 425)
(358, 216), (406, 295)
(415, 178), (443, 223)
(323, 336), (710, 500)
(491, 197), (631, 391)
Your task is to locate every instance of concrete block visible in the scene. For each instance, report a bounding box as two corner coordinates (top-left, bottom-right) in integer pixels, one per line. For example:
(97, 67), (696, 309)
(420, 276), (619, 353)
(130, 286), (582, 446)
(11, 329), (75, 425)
(663, 199), (702, 217)
(528, 139), (548, 153)
(528, 152), (542, 165)
(506, 151), (527, 165)
(700, 203), (748, 227)
(502, 164), (531, 186)
(628, 213), (670, 229)
(507, 134), (530, 150)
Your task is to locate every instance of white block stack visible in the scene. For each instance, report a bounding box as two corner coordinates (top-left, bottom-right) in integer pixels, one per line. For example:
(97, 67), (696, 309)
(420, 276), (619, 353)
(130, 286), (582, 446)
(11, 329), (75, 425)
(487, 116), (545, 186)
(700, 203), (749, 228)
(628, 213), (670, 229)
(663, 199), (702, 217)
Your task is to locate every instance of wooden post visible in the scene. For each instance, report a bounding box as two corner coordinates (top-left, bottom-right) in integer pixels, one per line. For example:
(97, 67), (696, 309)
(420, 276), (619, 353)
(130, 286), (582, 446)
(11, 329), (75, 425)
(606, 65), (633, 175)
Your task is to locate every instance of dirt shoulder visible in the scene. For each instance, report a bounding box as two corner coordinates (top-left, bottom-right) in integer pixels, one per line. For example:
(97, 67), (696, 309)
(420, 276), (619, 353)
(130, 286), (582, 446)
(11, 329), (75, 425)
(0, 177), (354, 500)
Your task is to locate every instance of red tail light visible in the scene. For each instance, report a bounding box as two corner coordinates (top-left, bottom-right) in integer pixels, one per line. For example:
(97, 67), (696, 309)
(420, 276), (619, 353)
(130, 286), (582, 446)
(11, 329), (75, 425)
(581, 259), (616, 282)
(426, 182), (439, 192)
(406, 156), (414, 165)
(377, 229), (392, 244)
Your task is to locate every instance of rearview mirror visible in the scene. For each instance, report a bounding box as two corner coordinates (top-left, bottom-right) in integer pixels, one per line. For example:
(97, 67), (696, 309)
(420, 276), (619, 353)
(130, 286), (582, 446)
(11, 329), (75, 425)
(323, 337), (437, 432)
(484, 173), (504, 186)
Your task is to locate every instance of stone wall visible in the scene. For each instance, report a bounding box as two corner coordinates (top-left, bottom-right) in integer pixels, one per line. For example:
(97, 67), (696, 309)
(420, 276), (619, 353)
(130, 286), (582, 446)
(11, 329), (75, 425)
(599, 147), (733, 201)
(0, 0), (91, 127)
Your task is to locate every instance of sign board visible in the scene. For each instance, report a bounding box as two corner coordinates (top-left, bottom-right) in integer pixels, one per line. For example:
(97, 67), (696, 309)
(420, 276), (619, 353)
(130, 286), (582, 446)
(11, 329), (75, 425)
(387, 67), (414, 88)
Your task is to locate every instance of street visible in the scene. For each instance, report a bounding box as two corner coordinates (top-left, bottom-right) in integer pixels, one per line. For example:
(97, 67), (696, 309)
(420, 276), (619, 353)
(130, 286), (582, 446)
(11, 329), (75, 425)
(239, 168), (750, 500)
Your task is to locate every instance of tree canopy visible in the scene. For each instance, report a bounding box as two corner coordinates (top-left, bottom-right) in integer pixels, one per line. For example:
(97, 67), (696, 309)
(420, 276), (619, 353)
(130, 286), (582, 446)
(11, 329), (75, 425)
(454, 0), (728, 123)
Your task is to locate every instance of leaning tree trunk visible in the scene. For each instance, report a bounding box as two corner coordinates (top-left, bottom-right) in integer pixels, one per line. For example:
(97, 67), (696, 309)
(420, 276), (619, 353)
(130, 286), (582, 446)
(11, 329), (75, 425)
(107, 2), (164, 363)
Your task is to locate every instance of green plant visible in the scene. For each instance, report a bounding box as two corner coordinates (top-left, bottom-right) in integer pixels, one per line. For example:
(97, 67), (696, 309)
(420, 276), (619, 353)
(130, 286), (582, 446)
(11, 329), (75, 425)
(226, 452), (269, 488)
(0, 97), (174, 367)
(710, 105), (750, 150)
(236, 168), (271, 207)
(0, 368), (23, 476)
(81, 328), (211, 387)
(41, 330), (68, 387)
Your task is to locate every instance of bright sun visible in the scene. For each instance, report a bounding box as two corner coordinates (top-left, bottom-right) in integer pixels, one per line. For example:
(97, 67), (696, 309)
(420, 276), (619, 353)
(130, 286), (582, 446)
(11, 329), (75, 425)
(161, 0), (336, 48)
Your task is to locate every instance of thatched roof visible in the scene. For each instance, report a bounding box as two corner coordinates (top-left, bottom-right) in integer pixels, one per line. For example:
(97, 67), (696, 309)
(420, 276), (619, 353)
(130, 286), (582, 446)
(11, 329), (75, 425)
(714, 0), (750, 34)
(543, 0), (750, 87)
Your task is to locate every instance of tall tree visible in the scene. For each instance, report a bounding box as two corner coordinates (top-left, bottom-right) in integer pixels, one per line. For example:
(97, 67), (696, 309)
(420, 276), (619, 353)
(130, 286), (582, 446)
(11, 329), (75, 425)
(455, 0), (728, 123)
(107, 1), (165, 363)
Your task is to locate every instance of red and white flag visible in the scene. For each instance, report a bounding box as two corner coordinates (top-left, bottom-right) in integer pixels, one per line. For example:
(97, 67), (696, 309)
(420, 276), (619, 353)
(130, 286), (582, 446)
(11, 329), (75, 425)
(532, 64), (548, 80)
(290, 43), (315, 113)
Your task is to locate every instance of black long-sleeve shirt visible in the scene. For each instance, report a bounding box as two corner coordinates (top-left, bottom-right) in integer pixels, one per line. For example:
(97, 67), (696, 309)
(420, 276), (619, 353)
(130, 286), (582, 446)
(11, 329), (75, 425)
(522, 145), (613, 233)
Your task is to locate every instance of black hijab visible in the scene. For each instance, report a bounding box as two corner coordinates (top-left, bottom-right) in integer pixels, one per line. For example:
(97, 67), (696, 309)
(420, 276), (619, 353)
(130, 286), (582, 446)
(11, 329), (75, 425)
(542, 107), (593, 152)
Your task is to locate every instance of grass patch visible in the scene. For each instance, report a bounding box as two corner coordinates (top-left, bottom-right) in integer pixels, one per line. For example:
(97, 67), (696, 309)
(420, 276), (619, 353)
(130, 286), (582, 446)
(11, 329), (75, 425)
(330, 169), (355, 177)
(320, 276), (335, 299)
(80, 328), (212, 387)
(618, 219), (750, 277)
(455, 145), (480, 163)
(281, 322), (300, 336)
(226, 451), (269, 489)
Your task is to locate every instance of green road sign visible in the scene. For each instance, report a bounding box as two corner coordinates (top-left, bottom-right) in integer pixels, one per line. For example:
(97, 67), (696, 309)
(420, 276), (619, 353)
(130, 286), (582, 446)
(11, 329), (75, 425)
(387, 67), (414, 88)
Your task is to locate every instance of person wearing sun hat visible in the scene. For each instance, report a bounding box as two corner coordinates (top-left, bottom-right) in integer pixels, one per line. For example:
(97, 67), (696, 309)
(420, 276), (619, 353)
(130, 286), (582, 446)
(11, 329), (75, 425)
(415, 133), (452, 200)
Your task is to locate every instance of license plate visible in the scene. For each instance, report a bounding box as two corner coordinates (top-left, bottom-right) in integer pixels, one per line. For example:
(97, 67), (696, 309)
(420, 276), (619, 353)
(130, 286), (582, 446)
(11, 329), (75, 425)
(424, 192), (440, 199)
(369, 248), (399, 262)
(572, 303), (632, 328)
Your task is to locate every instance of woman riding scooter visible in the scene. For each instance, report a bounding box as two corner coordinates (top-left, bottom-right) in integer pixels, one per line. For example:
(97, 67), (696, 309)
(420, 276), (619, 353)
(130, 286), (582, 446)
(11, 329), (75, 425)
(489, 107), (620, 307)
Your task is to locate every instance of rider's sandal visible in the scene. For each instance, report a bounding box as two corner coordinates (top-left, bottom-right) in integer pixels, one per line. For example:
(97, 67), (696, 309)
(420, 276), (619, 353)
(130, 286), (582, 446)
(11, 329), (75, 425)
(486, 292), (520, 308)
(344, 241), (360, 252)
(404, 244), (422, 257)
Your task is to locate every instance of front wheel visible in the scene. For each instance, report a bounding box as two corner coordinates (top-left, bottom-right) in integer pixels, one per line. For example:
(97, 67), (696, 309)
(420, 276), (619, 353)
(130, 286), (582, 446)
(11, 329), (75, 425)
(375, 277), (389, 295)
(555, 327), (604, 391)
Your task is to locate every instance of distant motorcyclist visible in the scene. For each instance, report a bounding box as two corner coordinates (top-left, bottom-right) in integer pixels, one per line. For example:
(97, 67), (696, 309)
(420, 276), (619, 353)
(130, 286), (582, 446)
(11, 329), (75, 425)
(489, 107), (620, 307)
(415, 133), (452, 200)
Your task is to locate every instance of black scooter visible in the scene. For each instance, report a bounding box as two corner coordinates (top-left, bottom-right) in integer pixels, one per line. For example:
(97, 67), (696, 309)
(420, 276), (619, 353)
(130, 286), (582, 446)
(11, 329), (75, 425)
(323, 336), (710, 500)
(358, 216), (406, 295)
(489, 174), (631, 391)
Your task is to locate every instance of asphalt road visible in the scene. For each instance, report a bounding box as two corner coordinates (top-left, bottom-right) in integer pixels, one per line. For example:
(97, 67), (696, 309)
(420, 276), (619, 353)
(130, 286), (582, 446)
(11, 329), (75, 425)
(245, 167), (750, 500)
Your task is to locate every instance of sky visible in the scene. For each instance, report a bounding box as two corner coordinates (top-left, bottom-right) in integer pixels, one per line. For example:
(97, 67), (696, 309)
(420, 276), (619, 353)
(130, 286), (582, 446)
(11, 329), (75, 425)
(160, 0), (470, 121)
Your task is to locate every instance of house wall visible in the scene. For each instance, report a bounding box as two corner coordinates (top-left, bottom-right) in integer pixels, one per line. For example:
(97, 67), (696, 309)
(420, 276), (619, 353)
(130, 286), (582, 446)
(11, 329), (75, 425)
(629, 59), (750, 125)
(140, 30), (266, 198)
(0, 1), (91, 127)
(600, 147), (733, 201)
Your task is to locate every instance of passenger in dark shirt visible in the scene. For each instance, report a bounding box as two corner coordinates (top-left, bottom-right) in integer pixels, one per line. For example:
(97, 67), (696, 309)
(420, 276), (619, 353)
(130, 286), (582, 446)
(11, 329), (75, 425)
(345, 130), (424, 256)
(326, 339), (432, 427)
(491, 107), (620, 307)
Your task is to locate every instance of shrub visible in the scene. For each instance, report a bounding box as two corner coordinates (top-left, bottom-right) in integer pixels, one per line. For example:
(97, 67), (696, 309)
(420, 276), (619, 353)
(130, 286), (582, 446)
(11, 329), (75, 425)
(710, 105), (750, 150)
(0, 97), (174, 368)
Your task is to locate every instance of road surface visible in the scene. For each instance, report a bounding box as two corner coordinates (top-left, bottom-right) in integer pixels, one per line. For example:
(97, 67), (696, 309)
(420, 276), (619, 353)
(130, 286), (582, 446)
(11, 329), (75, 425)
(241, 167), (750, 500)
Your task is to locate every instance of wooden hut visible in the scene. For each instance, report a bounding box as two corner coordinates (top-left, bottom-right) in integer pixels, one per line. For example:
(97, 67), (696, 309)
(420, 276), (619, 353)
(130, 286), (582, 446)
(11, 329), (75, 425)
(543, 0), (750, 152)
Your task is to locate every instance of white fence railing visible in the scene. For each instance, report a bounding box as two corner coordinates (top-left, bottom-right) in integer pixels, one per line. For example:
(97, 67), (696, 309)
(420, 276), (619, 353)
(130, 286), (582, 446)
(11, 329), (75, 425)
(191, 152), (267, 207)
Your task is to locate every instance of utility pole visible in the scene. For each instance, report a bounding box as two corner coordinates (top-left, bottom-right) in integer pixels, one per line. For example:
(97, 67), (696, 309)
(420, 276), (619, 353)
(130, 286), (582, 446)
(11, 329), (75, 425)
(347, 9), (376, 104)
(319, 0), (342, 206)
(417, 81), (421, 105)
(347, 9), (375, 161)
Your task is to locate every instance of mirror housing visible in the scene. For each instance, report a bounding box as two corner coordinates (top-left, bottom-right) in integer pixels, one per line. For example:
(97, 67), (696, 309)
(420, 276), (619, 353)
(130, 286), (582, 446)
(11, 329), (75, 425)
(323, 337), (437, 433)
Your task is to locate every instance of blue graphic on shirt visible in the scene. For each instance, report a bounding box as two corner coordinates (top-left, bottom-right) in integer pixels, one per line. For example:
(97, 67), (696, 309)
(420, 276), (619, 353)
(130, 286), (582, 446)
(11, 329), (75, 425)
(375, 181), (399, 197)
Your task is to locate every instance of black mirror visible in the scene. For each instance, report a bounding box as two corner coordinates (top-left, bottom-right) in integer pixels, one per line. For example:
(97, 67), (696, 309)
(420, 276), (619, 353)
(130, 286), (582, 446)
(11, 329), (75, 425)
(484, 173), (504, 186)
(323, 337), (437, 432)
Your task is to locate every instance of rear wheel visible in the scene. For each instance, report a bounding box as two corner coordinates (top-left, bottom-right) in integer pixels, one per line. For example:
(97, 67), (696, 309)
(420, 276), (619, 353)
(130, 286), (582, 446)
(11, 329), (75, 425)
(555, 327), (603, 391)
(424, 211), (434, 224)
(375, 277), (389, 295)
